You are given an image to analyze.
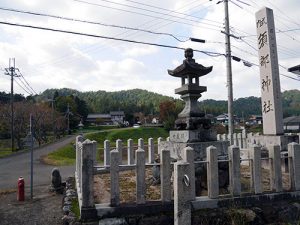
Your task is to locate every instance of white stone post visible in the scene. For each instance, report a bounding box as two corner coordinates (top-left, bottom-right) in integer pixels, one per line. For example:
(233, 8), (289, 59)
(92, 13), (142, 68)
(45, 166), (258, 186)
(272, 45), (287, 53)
(116, 139), (122, 165)
(104, 140), (110, 167)
(148, 138), (154, 163)
(237, 133), (243, 148)
(249, 145), (262, 194)
(268, 145), (282, 192)
(77, 142), (83, 194)
(92, 140), (97, 166)
(110, 149), (120, 206)
(233, 133), (238, 146)
(174, 161), (192, 225)
(136, 148), (146, 204)
(228, 146), (241, 196)
(288, 142), (300, 191)
(228, 134), (232, 145)
(206, 146), (219, 198)
(217, 134), (221, 141)
(127, 139), (134, 165)
(81, 140), (96, 208)
(157, 137), (163, 155)
(183, 147), (195, 200)
(222, 134), (227, 141)
(160, 149), (171, 203)
(242, 130), (247, 148)
(138, 138), (144, 150)
(76, 135), (83, 177)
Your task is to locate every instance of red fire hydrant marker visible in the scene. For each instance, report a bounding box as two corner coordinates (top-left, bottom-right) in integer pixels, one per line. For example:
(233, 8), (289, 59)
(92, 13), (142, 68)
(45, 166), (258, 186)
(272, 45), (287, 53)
(17, 176), (25, 201)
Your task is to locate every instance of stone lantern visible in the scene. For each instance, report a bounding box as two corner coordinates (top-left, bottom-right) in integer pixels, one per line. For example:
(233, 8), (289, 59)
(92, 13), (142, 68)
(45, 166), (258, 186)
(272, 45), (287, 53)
(168, 48), (215, 142)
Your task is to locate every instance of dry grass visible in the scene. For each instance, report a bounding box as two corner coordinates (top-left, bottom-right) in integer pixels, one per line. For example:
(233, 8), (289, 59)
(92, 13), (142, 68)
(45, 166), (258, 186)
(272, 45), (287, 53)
(93, 165), (291, 204)
(0, 189), (17, 197)
(94, 168), (161, 204)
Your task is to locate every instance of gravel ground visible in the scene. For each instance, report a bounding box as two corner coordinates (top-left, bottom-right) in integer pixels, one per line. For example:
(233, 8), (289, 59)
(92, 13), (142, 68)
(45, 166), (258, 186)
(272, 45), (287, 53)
(0, 184), (64, 225)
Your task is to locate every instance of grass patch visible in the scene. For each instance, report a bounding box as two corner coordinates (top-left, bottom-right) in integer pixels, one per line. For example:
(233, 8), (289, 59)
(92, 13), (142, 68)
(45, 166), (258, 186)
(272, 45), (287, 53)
(45, 127), (168, 166)
(0, 149), (13, 158)
(80, 125), (118, 133)
(71, 198), (80, 219)
(43, 142), (76, 166)
(85, 127), (168, 147)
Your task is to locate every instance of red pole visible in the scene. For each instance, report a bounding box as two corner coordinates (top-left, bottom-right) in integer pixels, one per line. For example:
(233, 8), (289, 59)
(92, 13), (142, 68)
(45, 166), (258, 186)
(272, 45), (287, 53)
(17, 176), (25, 201)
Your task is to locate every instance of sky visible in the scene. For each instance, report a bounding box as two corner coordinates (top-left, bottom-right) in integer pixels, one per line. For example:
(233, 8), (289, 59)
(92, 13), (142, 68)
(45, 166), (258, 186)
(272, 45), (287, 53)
(0, 0), (299, 100)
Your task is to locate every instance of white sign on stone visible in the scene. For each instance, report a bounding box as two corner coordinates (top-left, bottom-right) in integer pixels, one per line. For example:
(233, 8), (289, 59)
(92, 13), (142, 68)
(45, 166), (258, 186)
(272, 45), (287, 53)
(255, 7), (283, 135)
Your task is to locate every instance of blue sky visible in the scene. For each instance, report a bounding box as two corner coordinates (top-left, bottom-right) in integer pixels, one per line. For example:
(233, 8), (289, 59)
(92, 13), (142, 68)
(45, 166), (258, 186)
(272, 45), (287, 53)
(0, 0), (299, 100)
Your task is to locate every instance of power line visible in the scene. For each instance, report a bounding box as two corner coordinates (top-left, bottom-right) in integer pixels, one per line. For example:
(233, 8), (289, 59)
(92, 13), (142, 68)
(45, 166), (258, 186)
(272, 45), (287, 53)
(14, 78), (33, 95)
(33, 0), (212, 69)
(0, 6), (191, 42)
(0, 20), (225, 57)
(72, 0), (221, 31)
(16, 76), (34, 95)
(231, 55), (300, 82)
(17, 71), (38, 95)
(73, 0), (222, 28)
(122, 0), (221, 25)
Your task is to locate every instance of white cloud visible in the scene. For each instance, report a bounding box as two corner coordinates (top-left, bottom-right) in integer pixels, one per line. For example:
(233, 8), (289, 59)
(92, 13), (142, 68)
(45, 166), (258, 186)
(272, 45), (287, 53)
(0, 0), (298, 101)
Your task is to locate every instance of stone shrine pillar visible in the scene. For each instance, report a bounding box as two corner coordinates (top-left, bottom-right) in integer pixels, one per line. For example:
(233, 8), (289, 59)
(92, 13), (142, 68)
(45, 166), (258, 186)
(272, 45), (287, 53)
(256, 7), (283, 135)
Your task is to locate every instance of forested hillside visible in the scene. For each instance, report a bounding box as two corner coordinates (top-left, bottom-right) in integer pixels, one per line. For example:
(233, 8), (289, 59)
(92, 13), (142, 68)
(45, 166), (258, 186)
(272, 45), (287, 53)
(38, 88), (300, 118)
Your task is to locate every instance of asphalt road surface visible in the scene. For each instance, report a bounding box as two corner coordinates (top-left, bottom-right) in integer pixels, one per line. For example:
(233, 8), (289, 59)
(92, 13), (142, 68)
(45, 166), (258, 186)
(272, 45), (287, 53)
(0, 136), (76, 190)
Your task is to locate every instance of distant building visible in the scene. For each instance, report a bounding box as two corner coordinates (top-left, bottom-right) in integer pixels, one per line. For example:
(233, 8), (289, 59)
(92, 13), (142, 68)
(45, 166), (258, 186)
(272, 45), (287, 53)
(110, 111), (125, 124)
(86, 111), (125, 125)
(283, 116), (300, 132)
(216, 113), (229, 124)
(216, 113), (239, 125)
(247, 115), (263, 125)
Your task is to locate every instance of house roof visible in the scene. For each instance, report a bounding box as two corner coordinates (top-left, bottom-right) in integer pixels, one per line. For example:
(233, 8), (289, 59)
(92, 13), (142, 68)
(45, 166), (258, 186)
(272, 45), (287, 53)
(110, 111), (125, 116)
(283, 116), (300, 124)
(87, 114), (111, 119)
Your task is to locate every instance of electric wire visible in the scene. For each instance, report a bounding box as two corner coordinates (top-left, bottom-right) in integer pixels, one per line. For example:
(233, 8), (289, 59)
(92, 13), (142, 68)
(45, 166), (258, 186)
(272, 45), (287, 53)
(33, 0), (213, 68)
(14, 78), (33, 95)
(73, 0), (222, 29)
(72, 0), (221, 31)
(0, 6), (190, 42)
(16, 76), (34, 95)
(18, 71), (38, 95)
(122, 0), (221, 25)
(0, 20), (225, 56)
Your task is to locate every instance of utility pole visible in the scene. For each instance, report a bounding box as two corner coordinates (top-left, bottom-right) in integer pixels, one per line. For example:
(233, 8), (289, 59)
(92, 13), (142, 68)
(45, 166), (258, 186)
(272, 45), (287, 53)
(67, 103), (70, 134)
(48, 98), (56, 139)
(4, 58), (20, 151)
(52, 99), (55, 138)
(223, 0), (234, 144)
(30, 114), (34, 199)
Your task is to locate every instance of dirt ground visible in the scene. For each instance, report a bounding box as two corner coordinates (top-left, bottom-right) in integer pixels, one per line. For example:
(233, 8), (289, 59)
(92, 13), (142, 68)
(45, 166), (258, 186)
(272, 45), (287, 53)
(0, 184), (63, 225)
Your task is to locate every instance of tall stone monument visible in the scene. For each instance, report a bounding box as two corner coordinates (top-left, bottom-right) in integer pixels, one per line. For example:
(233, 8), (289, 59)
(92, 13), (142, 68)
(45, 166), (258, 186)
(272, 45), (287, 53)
(256, 7), (283, 135)
(247, 7), (297, 149)
(160, 48), (228, 160)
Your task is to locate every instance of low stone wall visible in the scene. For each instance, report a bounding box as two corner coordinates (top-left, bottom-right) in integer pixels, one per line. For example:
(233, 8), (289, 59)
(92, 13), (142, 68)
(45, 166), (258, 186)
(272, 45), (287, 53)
(97, 191), (300, 225)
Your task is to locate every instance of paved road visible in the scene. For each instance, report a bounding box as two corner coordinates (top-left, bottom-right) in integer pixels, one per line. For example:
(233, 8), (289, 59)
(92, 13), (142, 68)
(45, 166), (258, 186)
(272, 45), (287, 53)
(0, 136), (76, 190)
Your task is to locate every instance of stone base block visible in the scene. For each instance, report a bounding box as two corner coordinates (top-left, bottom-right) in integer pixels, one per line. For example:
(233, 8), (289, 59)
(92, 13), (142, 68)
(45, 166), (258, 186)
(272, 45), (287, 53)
(80, 206), (98, 221)
(159, 140), (229, 160)
(169, 129), (217, 143)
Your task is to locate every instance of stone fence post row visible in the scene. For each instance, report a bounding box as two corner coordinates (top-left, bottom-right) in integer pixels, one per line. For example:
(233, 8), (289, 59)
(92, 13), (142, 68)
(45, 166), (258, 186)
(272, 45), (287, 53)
(217, 133), (247, 149)
(104, 137), (163, 167)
